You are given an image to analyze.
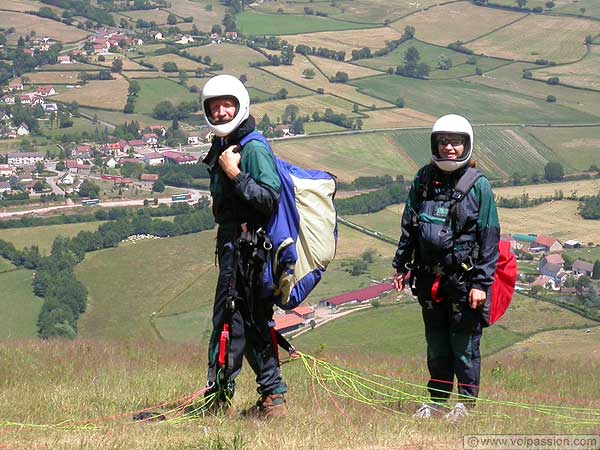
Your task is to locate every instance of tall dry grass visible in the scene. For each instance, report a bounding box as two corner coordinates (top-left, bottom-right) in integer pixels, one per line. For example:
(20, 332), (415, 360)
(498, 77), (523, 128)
(0, 340), (598, 449)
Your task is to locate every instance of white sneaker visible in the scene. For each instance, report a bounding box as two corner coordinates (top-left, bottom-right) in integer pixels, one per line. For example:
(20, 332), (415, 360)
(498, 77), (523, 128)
(412, 403), (444, 419)
(443, 402), (469, 421)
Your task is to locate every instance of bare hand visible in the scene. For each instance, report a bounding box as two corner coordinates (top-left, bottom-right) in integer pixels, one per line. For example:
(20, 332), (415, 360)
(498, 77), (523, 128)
(469, 288), (486, 310)
(219, 145), (241, 179)
(392, 272), (408, 291)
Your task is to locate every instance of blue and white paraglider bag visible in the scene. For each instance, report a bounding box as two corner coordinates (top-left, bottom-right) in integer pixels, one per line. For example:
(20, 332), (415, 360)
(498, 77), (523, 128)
(239, 132), (338, 310)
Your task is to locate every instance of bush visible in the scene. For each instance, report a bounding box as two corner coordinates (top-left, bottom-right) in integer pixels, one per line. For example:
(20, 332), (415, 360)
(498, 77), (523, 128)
(546, 95), (556, 103)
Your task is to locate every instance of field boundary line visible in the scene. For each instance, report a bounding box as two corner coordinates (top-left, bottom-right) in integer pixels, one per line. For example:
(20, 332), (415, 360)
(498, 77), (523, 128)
(387, 0), (463, 26)
(463, 12), (528, 45)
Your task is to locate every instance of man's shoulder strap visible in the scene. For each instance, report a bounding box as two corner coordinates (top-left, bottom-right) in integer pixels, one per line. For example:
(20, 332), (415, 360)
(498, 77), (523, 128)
(239, 131), (272, 153)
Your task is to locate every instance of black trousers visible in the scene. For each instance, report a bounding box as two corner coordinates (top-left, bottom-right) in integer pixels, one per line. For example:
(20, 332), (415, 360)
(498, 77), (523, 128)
(206, 237), (285, 397)
(421, 299), (483, 401)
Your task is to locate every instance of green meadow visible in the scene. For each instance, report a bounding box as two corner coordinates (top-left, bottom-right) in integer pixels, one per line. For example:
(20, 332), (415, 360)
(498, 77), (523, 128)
(236, 10), (377, 36)
(0, 269), (41, 340)
(134, 78), (194, 115)
(351, 75), (599, 124)
(0, 221), (106, 254)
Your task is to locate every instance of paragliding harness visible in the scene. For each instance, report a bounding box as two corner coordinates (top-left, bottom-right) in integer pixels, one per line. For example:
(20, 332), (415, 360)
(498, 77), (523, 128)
(407, 165), (516, 325)
(213, 225), (299, 396)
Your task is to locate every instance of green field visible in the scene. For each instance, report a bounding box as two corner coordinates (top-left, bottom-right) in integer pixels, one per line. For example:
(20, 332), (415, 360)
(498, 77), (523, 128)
(0, 221), (106, 254)
(556, 0), (600, 18)
(78, 107), (171, 127)
(39, 117), (108, 139)
(356, 39), (507, 80)
(532, 45), (600, 91)
(351, 75), (599, 124)
(526, 126), (600, 171)
(0, 257), (15, 273)
(0, 269), (42, 340)
(236, 10), (377, 36)
(468, 62), (600, 118)
(134, 78), (194, 115)
(76, 230), (218, 341)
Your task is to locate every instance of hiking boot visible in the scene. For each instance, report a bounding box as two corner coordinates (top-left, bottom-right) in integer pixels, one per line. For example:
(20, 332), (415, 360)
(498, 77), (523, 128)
(443, 402), (469, 422)
(244, 393), (287, 419)
(412, 403), (444, 419)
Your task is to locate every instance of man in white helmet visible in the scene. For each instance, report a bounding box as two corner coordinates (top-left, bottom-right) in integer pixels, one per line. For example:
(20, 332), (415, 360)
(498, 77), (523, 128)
(200, 74), (286, 419)
(392, 114), (500, 420)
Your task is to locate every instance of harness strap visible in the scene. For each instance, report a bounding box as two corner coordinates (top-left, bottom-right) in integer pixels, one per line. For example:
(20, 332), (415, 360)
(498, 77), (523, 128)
(430, 275), (444, 303)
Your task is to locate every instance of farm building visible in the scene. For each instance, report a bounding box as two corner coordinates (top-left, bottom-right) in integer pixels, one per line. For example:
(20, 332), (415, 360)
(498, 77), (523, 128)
(7, 152), (44, 166)
(531, 275), (558, 290)
(35, 86), (57, 97)
(286, 306), (315, 321)
(143, 153), (164, 166)
(274, 314), (304, 335)
(16, 123), (30, 136)
(563, 240), (582, 249)
(162, 151), (197, 165)
(531, 235), (562, 254)
(72, 145), (92, 158)
(572, 260), (594, 278)
(319, 283), (394, 310)
(539, 253), (565, 280)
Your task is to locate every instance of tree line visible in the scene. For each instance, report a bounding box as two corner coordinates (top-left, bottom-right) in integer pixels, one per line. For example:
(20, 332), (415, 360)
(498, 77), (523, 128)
(336, 181), (409, 215)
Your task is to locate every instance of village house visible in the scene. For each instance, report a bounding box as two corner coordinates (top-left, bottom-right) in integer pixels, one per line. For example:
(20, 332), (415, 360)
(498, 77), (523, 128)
(105, 156), (118, 169)
(60, 173), (75, 185)
(42, 103), (58, 113)
(57, 55), (72, 64)
(531, 275), (558, 291)
(143, 153), (164, 166)
(563, 239), (582, 249)
(187, 135), (201, 145)
(538, 253), (565, 280)
(225, 31), (238, 40)
(19, 93), (44, 106)
(0, 111), (11, 123)
(531, 235), (562, 254)
(7, 152), (44, 166)
(0, 164), (14, 177)
(66, 160), (92, 175)
(35, 86), (57, 97)
(572, 260), (594, 278)
(2, 95), (15, 105)
(162, 150), (197, 165)
(140, 125), (167, 137)
(273, 314), (304, 335)
(20, 168), (34, 183)
(16, 123), (30, 136)
(143, 133), (158, 148)
(140, 173), (159, 187)
(274, 124), (292, 136)
(286, 306), (316, 321)
(118, 157), (144, 166)
(23, 49), (35, 57)
(72, 145), (93, 158)
(319, 283), (394, 310)
(127, 139), (148, 153)
(0, 181), (11, 195)
(154, 32), (164, 41)
(175, 35), (194, 45)
(9, 80), (24, 91)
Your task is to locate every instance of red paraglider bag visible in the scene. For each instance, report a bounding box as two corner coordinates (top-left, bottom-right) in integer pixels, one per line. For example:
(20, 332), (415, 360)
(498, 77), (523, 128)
(489, 240), (517, 325)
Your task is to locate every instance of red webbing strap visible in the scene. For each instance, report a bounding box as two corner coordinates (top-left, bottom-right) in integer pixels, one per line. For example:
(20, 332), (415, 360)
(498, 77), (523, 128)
(218, 323), (229, 368)
(430, 274), (444, 303)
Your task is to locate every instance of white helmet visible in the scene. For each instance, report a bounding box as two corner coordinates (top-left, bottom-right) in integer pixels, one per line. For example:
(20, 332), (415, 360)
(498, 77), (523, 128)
(201, 74), (250, 137)
(430, 114), (474, 172)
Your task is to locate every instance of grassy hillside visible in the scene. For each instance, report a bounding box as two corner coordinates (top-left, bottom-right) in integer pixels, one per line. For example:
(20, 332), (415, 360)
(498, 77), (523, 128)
(0, 269), (42, 340)
(76, 230), (218, 341)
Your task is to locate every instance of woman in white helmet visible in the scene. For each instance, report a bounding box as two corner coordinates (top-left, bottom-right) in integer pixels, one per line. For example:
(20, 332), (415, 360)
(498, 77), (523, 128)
(200, 74), (287, 419)
(392, 114), (500, 420)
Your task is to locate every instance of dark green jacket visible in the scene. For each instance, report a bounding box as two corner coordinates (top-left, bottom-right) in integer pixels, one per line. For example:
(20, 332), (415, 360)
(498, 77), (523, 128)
(202, 117), (281, 236)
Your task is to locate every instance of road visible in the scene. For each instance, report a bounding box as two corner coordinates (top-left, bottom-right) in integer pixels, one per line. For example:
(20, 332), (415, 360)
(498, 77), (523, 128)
(0, 187), (210, 219)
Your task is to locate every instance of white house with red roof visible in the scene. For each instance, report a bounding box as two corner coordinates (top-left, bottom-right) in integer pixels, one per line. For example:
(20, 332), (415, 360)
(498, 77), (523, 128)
(532, 235), (562, 253)
(0, 164), (14, 177)
(274, 315), (305, 335)
(143, 152), (164, 166)
(8, 79), (24, 91)
(72, 145), (93, 158)
(319, 283), (394, 310)
(57, 55), (72, 64)
(35, 86), (57, 97)
(128, 139), (148, 153)
(143, 133), (158, 148)
(287, 306), (315, 321)
(162, 150), (198, 165)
